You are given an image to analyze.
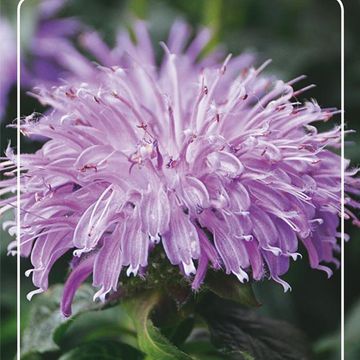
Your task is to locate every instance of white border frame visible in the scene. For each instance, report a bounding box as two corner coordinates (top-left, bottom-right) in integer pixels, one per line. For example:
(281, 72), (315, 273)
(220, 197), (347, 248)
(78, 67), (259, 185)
(16, 1), (25, 358)
(337, 1), (345, 359)
(15, 0), (345, 359)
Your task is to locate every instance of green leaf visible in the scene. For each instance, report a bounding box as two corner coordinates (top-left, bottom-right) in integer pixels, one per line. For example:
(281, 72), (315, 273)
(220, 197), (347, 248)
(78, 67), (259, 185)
(181, 334), (228, 360)
(124, 291), (193, 360)
(56, 304), (138, 351)
(199, 296), (311, 360)
(205, 271), (260, 308)
(169, 317), (195, 347)
(314, 298), (360, 359)
(58, 340), (142, 360)
(344, 298), (360, 351)
(21, 284), (98, 358)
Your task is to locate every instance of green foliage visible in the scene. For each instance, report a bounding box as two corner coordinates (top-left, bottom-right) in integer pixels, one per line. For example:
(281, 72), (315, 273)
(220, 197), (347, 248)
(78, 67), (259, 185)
(345, 299), (360, 356)
(58, 340), (142, 360)
(314, 299), (360, 359)
(21, 285), (98, 358)
(56, 304), (137, 351)
(198, 295), (312, 360)
(18, 283), (327, 360)
(129, 0), (148, 19)
(201, 0), (222, 53)
(205, 271), (260, 308)
(123, 291), (193, 360)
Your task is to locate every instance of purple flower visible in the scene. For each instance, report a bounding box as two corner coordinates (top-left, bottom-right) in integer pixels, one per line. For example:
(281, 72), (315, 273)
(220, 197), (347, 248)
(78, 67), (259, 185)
(23, 0), (81, 86)
(0, 0), (80, 121)
(0, 21), (359, 317)
(26, 19), (80, 84)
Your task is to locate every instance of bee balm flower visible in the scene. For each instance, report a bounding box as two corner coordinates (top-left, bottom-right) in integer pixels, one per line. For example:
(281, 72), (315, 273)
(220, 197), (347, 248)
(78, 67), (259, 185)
(0, 21), (359, 317)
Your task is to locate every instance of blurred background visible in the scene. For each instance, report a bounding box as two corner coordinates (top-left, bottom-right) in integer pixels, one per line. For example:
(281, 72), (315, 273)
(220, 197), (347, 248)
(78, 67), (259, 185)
(1, 0), (359, 359)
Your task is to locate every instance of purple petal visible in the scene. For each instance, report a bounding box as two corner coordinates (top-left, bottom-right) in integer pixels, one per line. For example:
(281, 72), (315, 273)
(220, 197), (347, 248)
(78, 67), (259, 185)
(61, 255), (95, 317)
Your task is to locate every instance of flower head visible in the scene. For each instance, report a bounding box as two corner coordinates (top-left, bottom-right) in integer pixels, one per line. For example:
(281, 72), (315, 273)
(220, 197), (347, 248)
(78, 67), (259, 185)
(1, 21), (359, 317)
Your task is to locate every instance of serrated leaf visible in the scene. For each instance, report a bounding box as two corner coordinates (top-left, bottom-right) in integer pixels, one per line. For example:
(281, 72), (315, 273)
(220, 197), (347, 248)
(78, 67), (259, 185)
(58, 340), (142, 360)
(124, 291), (193, 360)
(21, 284), (97, 358)
(199, 296), (311, 360)
(205, 271), (260, 308)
